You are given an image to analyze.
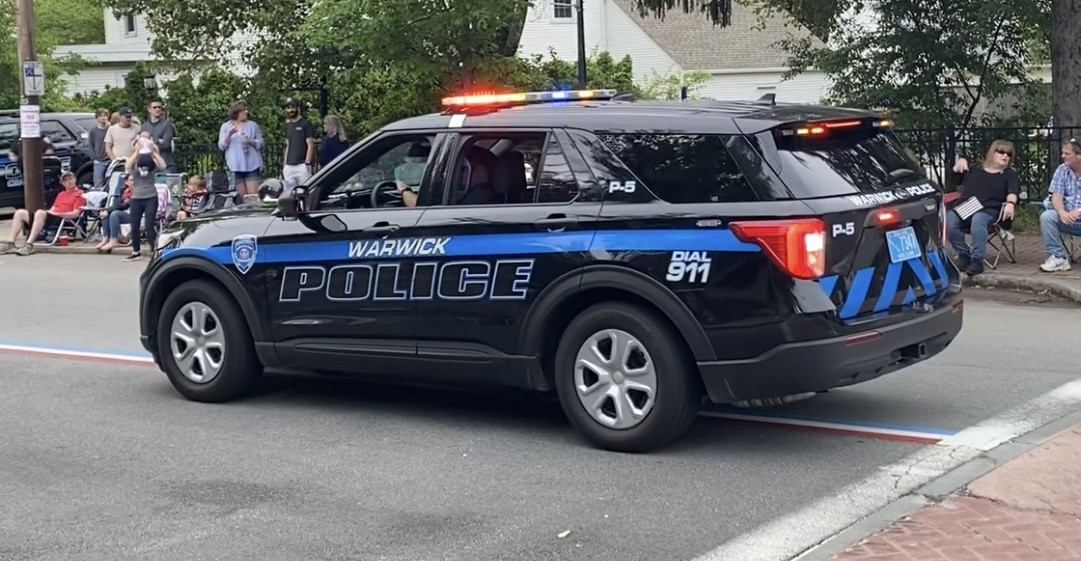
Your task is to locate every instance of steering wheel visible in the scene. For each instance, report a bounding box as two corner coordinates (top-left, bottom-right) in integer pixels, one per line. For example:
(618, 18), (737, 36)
(370, 180), (403, 208)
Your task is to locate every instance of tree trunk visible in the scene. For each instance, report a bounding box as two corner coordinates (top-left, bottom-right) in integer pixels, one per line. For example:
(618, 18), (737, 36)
(1051, 0), (1081, 137)
(496, 2), (529, 57)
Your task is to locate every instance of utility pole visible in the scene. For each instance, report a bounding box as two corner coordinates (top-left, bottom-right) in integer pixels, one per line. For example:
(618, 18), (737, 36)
(15, 0), (45, 213)
(575, 0), (586, 88)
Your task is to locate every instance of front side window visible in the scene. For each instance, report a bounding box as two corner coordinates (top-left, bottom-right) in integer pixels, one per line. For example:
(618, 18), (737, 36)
(316, 133), (436, 210)
(596, 133), (764, 203)
(0, 122), (17, 152)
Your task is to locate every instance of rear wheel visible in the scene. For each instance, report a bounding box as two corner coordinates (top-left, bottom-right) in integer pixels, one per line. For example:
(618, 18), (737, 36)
(156, 279), (262, 402)
(554, 302), (702, 453)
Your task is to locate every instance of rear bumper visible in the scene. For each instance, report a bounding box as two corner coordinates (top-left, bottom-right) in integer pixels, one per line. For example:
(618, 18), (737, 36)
(697, 297), (964, 404)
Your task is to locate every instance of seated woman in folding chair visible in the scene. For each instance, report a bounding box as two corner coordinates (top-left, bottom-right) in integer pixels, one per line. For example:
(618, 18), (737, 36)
(0, 171), (86, 256)
(946, 140), (1021, 276)
(95, 173), (133, 253)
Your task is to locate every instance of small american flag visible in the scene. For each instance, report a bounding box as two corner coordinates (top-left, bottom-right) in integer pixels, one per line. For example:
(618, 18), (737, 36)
(954, 196), (984, 220)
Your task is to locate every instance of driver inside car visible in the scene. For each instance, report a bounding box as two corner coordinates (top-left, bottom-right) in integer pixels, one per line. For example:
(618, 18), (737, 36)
(393, 142), (430, 207)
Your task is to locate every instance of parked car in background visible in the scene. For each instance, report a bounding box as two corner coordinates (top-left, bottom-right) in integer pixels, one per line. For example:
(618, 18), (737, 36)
(0, 111), (97, 209)
(0, 110), (97, 185)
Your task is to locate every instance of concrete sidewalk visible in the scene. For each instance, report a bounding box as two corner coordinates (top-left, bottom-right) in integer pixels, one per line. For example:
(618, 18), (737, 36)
(826, 421), (1081, 560)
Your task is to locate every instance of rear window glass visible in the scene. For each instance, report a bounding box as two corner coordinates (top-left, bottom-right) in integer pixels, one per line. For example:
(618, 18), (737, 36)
(0, 122), (16, 152)
(596, 133), (764, 203)
(770, 127), (924, 197)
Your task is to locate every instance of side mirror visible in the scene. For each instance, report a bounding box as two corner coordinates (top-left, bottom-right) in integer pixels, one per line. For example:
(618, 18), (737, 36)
(275, 183), (302, 219)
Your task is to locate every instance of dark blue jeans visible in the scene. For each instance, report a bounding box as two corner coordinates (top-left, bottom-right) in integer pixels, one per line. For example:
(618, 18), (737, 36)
(947, 208), (997, 261)
(128, 196), (159, 254)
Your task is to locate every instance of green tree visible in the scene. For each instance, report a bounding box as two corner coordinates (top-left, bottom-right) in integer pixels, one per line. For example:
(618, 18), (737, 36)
(0, 0), (104, 109)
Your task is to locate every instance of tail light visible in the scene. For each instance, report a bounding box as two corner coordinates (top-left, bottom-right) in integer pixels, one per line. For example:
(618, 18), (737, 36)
(874, 207), (901, 227)
(730, 218), (827, 280)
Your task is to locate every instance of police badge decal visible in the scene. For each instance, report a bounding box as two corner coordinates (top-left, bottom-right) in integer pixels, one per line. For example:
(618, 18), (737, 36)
(231, 234), (258, 274)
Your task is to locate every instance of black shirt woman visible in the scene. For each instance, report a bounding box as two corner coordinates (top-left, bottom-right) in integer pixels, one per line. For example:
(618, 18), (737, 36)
(947, 140), (1021, 276)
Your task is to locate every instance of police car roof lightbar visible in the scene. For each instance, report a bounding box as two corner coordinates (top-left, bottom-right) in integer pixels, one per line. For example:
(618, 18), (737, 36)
(440, 89), (619, 108)
(781, 118), (893, 137)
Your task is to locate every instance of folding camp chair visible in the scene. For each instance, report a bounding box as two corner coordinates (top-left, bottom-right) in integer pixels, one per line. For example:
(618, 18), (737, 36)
(943, 191), (1016, 270)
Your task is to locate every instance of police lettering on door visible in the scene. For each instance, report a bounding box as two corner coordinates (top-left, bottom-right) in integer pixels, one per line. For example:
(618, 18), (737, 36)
(278, 235), (535, 303)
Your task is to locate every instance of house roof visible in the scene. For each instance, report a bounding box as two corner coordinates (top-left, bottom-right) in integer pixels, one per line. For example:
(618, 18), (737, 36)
(612, 0), (820, 71)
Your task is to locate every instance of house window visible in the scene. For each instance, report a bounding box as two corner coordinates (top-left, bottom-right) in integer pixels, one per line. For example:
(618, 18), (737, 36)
(553, 0), (574, 19)
(123, 14), (136, 36)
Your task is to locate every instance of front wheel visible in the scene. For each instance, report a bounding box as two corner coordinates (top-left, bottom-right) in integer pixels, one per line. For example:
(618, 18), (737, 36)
(554, 302), (702, 453)
(156, 279), (262, 402)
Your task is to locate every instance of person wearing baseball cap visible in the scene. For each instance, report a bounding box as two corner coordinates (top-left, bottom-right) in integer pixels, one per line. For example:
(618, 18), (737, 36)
(105, 107), (139, 161)
(1, 171), (86, 256)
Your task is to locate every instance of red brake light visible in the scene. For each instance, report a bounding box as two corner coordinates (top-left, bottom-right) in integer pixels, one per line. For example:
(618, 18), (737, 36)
(875, 207), (901, 226)
(730, 218), (827, 280)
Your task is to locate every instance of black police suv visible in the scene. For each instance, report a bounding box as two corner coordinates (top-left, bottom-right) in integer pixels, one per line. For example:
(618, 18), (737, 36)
(0, 111), (96, 208)
(139, 89), (963, 452)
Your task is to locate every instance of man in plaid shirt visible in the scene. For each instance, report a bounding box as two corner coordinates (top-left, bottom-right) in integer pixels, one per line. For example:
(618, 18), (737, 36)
(1039, 138), (1081, 272)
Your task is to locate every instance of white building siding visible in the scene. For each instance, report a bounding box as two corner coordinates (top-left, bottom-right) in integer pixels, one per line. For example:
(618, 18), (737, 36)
(59, 66), (131, 96)
(518, 0), (606, 61)
(697, 70), (833, 104)
(104, 12), (152, 47)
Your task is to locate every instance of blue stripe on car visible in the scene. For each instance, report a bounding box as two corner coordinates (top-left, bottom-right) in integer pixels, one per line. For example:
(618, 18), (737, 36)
(160, 228), (762, 265)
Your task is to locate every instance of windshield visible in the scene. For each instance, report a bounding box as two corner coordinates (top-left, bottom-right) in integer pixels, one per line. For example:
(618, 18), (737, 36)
(768, 127), (926, 197)
(0, 122), (17, 152)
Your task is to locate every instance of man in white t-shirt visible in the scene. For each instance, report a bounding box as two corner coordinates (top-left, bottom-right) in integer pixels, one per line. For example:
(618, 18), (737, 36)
(105, 107), (139, 160)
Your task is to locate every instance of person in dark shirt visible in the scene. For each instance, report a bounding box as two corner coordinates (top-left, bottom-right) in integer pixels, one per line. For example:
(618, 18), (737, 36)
(281, 98), (314, 187)
(319, 114), (348, 166)
(140, 99), (177, 172)
(946, 139), (1021, 276)
(89, 108), (110, 187)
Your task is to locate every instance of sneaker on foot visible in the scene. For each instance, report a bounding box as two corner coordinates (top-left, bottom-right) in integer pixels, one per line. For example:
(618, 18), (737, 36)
(1039, 255), (1071, 272)
(966, 260), (985, 276)
(955, 254), (971, 271)
(0, 241), (15, 255)
(123, 253), (141, 262)
(15, 243), (35, 256)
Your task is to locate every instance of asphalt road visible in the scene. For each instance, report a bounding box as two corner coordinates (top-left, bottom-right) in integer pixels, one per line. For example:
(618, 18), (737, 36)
(1, 254), (1080, 561)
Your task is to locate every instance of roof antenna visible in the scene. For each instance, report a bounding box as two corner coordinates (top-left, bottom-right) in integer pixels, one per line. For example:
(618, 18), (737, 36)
(757, 93), (776, 105)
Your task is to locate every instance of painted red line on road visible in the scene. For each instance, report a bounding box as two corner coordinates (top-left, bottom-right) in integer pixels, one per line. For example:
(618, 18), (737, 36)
(0, 344), (154, 367)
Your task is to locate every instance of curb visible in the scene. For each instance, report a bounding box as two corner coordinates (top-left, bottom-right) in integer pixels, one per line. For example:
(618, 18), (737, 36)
(963, 272), (1081, 303)
(793, 407), (1081, 561)
(33, 244), (103, 255)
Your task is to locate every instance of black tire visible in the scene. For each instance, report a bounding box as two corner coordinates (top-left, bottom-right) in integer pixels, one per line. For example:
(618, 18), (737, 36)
(156, 279), (262, 402)
(553, 302), (702, 453)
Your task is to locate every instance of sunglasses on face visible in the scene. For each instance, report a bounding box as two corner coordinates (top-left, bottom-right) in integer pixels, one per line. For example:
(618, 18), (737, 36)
(995, 148), (1013, 157)
(151, 105), (163, 110)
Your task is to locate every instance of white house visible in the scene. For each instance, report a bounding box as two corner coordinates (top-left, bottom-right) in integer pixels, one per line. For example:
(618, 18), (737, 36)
(53, 12), (155, 95)
(517, 0), (833, 103)
(54, 11), (255, 97)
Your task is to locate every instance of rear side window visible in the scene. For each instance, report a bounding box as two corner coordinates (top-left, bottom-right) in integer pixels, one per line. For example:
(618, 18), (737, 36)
(596, 133), (763, 203)
(770, 126), (924, 197)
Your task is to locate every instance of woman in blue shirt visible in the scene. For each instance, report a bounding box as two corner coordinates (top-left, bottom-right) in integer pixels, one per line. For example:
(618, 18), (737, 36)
(218, 100), (265, 203)
(319, 114), (349, 167)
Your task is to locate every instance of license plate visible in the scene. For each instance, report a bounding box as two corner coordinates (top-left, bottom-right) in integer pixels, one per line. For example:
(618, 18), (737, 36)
(885, 226), (921, 263)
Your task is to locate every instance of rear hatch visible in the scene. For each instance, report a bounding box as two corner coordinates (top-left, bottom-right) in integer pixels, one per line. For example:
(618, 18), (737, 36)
(754, 118), (955, 323)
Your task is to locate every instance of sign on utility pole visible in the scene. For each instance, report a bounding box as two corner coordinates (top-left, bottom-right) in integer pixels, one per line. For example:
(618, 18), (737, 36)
(15, 0), (45, 213)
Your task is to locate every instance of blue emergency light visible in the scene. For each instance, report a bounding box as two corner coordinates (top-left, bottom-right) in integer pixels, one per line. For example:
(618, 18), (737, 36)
(440, 89), (618, 108)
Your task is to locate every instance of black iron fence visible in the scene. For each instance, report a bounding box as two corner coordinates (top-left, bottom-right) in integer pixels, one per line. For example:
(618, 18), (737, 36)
(172, 126), (1080, 203)
(893, 126), (1079, 203)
